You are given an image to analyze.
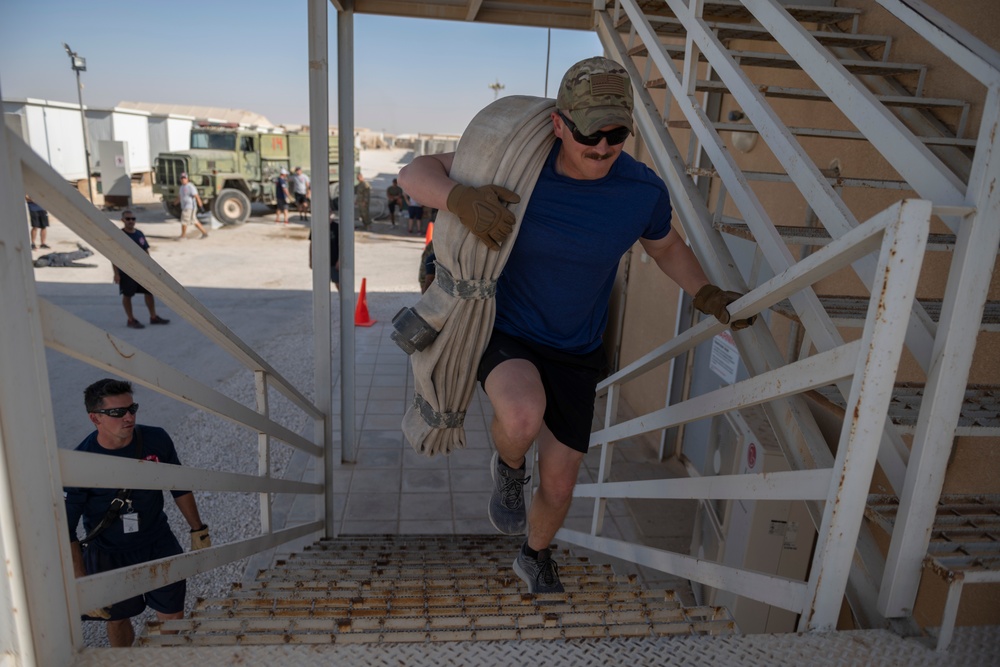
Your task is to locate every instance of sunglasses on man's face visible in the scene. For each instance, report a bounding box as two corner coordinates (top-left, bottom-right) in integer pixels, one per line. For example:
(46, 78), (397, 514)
(558, 112), (630, 147)
(123, 217), (136, 222)
(91, 403), (139, 418)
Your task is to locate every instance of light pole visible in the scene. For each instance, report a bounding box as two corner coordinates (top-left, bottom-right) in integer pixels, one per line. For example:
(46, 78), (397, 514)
(62, 43), (95, 203)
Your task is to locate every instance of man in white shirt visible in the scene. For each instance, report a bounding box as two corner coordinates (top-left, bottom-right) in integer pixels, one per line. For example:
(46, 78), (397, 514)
(174, 173), (208, 240)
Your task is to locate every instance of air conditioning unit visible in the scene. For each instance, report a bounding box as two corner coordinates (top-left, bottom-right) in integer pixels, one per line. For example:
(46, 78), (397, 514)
(689, 406), (816, 633)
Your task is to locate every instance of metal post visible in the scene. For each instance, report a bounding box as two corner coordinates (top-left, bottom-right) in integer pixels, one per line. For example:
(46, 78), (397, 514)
(337, 8), (357, 464)
(63, 44), (94, 203)
(308, 0), (336, 538)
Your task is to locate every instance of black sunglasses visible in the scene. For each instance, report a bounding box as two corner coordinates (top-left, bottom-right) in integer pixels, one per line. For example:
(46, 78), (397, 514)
(123, 217), (136, 222)
(558, 111), (630, 147)
(91, 403), (139, 418)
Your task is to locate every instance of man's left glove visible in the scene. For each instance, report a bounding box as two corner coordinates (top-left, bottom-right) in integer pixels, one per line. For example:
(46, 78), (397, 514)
(190, 524), (211, 551)
(693, 284), (757, 330)
(446, 183), (521, 251)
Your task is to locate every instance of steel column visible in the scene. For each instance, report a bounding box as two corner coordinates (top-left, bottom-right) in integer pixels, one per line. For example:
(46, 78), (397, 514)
(337, 8), (358, 464)
(308, 0), (335, 538)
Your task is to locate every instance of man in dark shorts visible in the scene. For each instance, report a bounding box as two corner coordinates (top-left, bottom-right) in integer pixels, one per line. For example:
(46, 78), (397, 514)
(26, 195), (50, 249)
(275, 168), (291, 224)
(399, 57), (755, 593)
(386, 178), (405, 226)
(113, 210), (170, 329)
(64, 378), (210, 647)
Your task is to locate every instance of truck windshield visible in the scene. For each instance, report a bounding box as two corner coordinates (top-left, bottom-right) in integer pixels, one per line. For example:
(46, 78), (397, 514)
(191, 132), (237, 151)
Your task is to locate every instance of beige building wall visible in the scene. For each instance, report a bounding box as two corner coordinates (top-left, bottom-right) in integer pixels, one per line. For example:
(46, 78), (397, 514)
(608, 0), (1000, 630)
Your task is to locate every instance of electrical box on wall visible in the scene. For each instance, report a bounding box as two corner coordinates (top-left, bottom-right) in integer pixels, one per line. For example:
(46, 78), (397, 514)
(689, 406), (816, 633)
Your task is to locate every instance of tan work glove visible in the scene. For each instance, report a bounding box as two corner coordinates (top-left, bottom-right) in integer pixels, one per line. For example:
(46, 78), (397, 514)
(693, 284), (757, 330)
(84, 606), (112, 620)
(190, 524), (211, 551)
(446, 183), (521, 251)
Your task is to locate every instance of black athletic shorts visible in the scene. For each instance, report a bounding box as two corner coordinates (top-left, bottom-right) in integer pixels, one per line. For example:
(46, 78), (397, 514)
(118, 273), (150, 298)
(81, 530), (186, 620)
(477, 328), (606, 453)
(30, 210), (49, 228)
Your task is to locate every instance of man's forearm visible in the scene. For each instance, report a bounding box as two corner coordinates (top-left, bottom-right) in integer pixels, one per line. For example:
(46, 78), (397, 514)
(174, 492), (204, 530)
(70, 540), (86, 578)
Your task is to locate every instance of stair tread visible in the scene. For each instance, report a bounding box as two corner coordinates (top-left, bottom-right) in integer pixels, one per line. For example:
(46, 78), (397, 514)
(633, 0), (859, 25)
(810, 384), (1000, 434)
(715, 220), (961, 250)
(770, 295), (1000, 331)
(620, 15), (886, 50)
(677, 79), (967, 110)
(147, 535), (734, 646)
(629, 42), (924, 77)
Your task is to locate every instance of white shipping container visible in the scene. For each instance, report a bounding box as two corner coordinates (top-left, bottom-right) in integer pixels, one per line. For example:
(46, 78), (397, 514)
(148, 114), (193, 162)
(3, 98), (89, 181)
(86, 106), (151, 173)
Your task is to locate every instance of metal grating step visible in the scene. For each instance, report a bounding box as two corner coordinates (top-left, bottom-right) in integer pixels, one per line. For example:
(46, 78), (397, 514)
(771, 296), (1000, 333)
(715, 220), (962, 251)
(140, 535), (736, 646)
(810, 384), (1000, 437)
(667, 118), (975, 147)
(677, 79), (969, 112)
(628, 42), (925, 78)
(631, 0), (861, 26)
(619, 16), (888, 51)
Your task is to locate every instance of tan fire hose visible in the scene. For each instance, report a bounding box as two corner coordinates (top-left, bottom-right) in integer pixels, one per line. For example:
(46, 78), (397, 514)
(398, 95), (556, 456)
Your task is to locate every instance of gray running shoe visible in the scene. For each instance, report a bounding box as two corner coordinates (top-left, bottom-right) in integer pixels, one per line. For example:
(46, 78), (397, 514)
(488, 451), (529, 535)
(513, 546), (564, 594)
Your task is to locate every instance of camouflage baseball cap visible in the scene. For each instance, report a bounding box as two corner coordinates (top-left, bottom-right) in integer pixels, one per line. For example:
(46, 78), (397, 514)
(557, 57), (634, 137)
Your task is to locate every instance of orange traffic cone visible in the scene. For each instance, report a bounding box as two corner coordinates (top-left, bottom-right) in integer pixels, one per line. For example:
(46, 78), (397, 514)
(424, 222), (434, 246)
(354, 277), (376, 327)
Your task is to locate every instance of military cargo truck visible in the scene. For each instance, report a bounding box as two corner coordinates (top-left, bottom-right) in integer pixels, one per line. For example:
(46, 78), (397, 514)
(152, 123), (339, 225)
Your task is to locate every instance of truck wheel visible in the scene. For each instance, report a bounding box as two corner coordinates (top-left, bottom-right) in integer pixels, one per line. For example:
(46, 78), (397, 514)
(213, 189), (251, 225)
(162, 199), (181, 219)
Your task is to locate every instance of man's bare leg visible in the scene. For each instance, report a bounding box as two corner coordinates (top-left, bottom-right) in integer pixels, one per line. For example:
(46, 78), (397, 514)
(156, 610), (184, 635)
(106, 618), (135, 647)
(528, 427), (584, 552)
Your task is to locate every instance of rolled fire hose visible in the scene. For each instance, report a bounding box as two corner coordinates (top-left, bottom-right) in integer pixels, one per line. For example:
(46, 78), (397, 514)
(397, 95), (556, 456)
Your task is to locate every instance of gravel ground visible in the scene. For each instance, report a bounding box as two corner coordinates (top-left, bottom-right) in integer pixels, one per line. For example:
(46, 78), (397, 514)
(32, 149), (424, 647)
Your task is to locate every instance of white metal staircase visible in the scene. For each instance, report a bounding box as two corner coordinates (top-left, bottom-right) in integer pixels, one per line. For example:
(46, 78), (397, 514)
(3, 1), (1000, 665)
(580, 0), (1000, 649)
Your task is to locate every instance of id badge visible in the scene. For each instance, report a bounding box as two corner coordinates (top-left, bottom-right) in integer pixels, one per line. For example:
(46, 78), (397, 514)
(121, 511), (139, 534)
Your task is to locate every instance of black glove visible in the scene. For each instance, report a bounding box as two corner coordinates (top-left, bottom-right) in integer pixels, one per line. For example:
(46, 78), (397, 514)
(693, 284), (757, 330)
(446, 183), (520, 251)
(190, 524), (211, 551)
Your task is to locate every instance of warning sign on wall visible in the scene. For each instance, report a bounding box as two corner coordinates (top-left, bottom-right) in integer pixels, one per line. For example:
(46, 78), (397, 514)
(709, 330), (740, 384)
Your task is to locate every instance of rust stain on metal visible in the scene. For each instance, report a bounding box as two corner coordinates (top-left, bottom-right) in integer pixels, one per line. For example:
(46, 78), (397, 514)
(107, 334), (135, 359)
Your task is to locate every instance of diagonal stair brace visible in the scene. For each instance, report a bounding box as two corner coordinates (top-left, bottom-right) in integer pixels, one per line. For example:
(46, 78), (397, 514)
(612, 1), (912, 493)
(598, 10), (888, 630)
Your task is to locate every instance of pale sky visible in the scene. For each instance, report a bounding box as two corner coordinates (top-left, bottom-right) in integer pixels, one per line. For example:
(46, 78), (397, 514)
(0, 1), (603, 136)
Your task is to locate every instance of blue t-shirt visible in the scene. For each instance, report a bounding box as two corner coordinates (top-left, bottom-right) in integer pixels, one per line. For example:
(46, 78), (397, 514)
(494, 142), (672, 353)
(64, 425), (190, 552)
(276, 176), (288, 202)
(123, 228), (149, 252)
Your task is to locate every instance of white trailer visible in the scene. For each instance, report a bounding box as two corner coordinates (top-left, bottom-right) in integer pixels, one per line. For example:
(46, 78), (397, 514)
(148, 113), (193, 161)
(85, 106), (152, 174)
(2, 98), (89, 181)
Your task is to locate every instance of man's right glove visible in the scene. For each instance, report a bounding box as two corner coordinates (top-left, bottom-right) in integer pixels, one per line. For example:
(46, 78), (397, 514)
(191, 524), (211, 551)
(446, 183), (521, 251)
(693, 284), (757, 331)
